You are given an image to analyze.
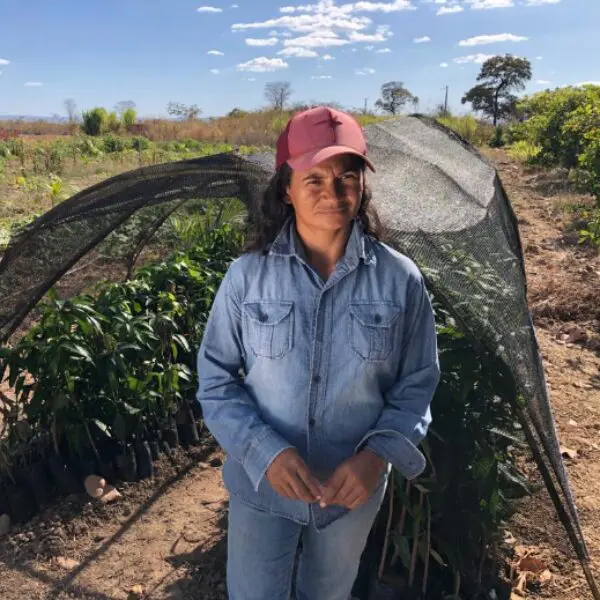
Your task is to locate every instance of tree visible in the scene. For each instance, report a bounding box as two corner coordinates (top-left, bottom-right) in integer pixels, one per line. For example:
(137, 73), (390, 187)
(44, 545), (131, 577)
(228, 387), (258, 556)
(115, 100), (136, 117)
(64, 98), (77, 124)
(167, 102), (202, 120)
(264, 82), (293, 111)
(375, 81), (416, 116)
(122, 107), (137, 128)
(461, 54), (532, 126)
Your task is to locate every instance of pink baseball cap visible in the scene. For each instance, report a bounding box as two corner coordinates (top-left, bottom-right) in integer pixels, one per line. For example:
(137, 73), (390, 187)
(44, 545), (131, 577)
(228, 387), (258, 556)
(275, 106), (376, 173)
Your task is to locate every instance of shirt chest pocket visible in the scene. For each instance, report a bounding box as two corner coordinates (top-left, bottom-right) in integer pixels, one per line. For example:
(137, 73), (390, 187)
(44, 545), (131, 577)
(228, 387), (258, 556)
(348, 303), (402, 362)
(242, 301), (294, 359)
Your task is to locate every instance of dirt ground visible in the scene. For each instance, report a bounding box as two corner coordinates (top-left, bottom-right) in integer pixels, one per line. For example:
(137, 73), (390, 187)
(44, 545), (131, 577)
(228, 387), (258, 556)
(0, 149), (599, 599)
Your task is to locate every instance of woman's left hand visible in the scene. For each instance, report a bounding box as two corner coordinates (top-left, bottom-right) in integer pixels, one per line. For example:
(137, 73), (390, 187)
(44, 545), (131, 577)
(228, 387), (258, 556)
(320, 449), (387, 510)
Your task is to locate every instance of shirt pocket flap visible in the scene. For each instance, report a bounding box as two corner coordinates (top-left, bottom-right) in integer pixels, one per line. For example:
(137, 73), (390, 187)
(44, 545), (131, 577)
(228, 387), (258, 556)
(349, 303), (400, 328)
(243, 301), (294, 326)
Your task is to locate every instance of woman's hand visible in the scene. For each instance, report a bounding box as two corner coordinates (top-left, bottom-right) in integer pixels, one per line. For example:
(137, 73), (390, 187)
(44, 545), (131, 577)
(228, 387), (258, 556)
(320, 449), (387, 510)
(266, 449), (324, 503)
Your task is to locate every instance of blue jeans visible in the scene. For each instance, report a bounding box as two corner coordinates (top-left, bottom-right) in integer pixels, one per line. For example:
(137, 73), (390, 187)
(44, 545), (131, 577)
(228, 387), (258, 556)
(227, 484), (386, 600)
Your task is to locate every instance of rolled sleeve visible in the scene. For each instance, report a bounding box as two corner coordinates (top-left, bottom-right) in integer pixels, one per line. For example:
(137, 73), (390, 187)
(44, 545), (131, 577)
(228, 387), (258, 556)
(356, 273), (440, 480)
(197, 264), (294, 492)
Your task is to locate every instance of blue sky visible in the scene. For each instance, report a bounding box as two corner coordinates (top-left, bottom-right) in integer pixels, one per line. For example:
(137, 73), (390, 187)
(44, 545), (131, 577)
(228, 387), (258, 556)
(0, 0), (598, 118)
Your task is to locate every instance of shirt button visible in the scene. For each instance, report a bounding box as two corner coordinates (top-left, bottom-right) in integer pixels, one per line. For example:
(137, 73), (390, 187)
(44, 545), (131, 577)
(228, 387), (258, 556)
(259, 313), (267, 322)
(312, 375), (321, 384)
(374, 314), (382, 324)
(309, 418), (316, 427)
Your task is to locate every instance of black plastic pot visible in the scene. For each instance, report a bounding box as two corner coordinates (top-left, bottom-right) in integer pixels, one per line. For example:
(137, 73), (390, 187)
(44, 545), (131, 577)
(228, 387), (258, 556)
(48, 455), (81, 496)
(22, 461), (54, 509)
(98, 460), (117, 483)
(149, 440), (161, 462)
(162, 424), (179, 448)
(190, 399), (203, 420)
(5, 482), (37, 523)
(74, 455), (97, 480)
(115, 444), (137, 482)
(177, 422), (200, 448)
(135, 441), (154, 480)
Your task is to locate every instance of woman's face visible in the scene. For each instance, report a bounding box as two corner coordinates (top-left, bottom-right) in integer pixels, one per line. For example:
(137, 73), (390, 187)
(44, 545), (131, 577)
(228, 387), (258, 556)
(285, 153), (364, 233)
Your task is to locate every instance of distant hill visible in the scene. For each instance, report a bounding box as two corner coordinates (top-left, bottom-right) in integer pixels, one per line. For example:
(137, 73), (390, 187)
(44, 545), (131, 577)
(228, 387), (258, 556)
(0, 115), (68, 123)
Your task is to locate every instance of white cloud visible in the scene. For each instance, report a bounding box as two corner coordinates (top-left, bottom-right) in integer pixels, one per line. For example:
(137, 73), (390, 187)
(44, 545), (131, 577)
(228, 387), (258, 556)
(281, 1), (415, 12)
(231, 3), (239, 7)
(232, 1), (401, 51)
(535, 79), (552, 84)
(312, 75), (333, 79)
(437, 4), (464, 14)
(0, 58), (10, 65)
(349, 30), (387, 42)
(364, 44), (375, 50)
(454, 53), (494, 64)
(525, 0), (560, 5)
(376, 47), (392, 53)
(576, 81), (600, 87)
(355, 67), (376, 75)
(210, 68), (220, 74)
(465, 0), (514, 8)
(269, 30), (279, 36)
(536, 55), (543, 60)
(237, 57), (289, 72)
(459, 33), (528, 46)
(284, 34), (351, 48)
(440, 62), (449, 67)
(24, 81), (43, 86)
(197, 6), (223, 13)
(207, 49), (224, 55)
(246, 77), (257, 81)
(278, 46), (319, 57)
(246, 37), (279, 46)
(414, 36), (431, 43)
(321, 53), (336, 59)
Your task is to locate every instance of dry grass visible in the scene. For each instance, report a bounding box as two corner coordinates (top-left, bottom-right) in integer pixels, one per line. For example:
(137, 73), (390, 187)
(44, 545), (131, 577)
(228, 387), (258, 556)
(2, 109), (389, 146)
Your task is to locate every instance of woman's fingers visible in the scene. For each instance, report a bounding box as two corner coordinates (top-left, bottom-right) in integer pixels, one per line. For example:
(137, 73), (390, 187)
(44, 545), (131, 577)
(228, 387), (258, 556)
(295, 462), (323, 501)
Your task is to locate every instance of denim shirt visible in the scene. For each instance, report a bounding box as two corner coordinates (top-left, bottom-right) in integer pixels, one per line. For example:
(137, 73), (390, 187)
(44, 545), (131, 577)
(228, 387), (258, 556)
(196, 218), (440, 529)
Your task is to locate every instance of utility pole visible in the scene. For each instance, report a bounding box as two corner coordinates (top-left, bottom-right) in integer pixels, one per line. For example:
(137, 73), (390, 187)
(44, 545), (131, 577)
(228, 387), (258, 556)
(364, 97), (368, 115)
(443, 85), (449, 116)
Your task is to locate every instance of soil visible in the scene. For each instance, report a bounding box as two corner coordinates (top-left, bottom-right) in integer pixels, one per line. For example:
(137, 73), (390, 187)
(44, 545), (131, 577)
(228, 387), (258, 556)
(0, 149), (599, 599)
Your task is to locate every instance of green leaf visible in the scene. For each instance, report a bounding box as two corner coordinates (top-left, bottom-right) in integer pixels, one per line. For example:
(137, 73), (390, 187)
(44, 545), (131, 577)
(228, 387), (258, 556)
(93, 419), (111, 438)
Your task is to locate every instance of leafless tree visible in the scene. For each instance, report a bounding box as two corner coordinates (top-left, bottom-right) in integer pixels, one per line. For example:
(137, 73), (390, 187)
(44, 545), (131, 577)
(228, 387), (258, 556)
(115, 100), (136, 117)
(64, 98), (78, 123)
(264, 81), (293, 111)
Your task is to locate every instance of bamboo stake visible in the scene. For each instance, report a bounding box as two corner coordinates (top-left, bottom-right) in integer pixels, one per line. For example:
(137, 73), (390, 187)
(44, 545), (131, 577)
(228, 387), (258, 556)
(422, 493), (431, 596)
(409, 489), (424, 587)
(378, 471), (395, 581)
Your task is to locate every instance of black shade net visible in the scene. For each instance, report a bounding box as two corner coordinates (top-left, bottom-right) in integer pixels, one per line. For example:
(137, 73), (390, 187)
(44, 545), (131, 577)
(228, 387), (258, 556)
(0, 115), (597, 596)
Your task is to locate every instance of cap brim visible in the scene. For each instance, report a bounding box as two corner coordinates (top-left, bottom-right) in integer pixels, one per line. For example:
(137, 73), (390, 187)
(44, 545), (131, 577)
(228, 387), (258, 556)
(287, 146), (376, 173)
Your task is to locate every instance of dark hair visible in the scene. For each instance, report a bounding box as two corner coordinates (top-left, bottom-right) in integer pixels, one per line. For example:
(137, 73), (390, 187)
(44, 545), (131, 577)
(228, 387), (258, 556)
(244, 157), (381, 253)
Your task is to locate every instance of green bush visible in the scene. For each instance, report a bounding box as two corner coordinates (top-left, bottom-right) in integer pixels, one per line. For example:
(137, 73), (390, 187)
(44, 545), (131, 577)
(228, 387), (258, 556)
(82, 107), (109, 136)
(130, 136), (150, 151)
(437, 115), (492, 146)
(105, 111), (121, 133)
(507, 140), (542, 163)
(0, 143), (11, 158)
(488, 125), (506, 148)
(101, 134), (127, 153)
(510, 85), (600, 202)
(122, 108), (137, 128)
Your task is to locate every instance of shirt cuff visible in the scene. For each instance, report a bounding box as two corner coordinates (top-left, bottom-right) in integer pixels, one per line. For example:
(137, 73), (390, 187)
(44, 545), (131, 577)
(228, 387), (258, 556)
(242, 429), (295, 492)
(355, 429), (426, 480)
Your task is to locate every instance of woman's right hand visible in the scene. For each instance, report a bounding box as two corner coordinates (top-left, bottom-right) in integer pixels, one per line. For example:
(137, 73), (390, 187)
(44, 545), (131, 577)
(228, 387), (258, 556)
(266, 449), (323, 503)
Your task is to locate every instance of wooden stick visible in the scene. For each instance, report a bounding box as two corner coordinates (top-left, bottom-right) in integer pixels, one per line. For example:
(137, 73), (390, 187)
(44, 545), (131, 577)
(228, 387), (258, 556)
(378, 471), (395, 581)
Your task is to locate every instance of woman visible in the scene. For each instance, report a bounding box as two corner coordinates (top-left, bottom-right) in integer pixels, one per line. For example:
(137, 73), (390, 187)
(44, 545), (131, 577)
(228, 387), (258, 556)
(197, 106), (440, 600)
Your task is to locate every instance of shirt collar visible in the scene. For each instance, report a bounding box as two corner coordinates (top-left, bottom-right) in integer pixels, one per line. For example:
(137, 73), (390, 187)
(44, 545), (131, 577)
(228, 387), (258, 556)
(268, 216), (377, 267)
